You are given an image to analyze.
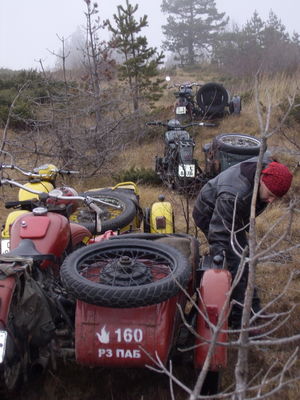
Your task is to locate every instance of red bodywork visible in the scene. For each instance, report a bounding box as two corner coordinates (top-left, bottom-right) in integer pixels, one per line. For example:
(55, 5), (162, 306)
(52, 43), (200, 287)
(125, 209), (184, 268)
(0, 212), (91, 327)
(75, 268), (231, 371)
(10, 213), (91, 266)
(10, 213), (71, 262)
(1, 209), (231, 374)
(75, 293), (186, 367)
(194, 269), (231, 370)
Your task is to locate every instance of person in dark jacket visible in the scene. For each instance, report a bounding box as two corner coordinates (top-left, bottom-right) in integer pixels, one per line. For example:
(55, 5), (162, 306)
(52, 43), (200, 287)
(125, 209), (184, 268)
(193, 157), (293, 328)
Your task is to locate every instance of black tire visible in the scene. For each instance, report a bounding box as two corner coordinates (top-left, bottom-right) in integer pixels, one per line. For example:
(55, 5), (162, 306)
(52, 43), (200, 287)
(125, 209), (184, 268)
(143, 207), (151, 233)
(214, 133), (261, 155)
(60, 239), (191, 308)
(196, 82), (229, 116)
(109, 233), (191, 241)
(77, 189), (137, 234)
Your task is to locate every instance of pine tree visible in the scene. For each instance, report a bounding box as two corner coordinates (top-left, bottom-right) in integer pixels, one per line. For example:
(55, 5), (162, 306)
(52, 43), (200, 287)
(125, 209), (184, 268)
(263, 10), (290, 47)
(106, 0), (164, 111)
(244, 11), (265, 48)
(161, 0), (228, 65)
(212, 10), (300, 77)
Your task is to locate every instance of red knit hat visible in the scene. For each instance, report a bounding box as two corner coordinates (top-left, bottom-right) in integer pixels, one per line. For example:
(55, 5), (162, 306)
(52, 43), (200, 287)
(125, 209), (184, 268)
(261, 162), (293, 197)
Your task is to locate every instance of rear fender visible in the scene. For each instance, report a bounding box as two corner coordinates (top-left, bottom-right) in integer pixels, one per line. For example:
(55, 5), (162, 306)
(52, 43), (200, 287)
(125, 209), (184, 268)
(194, 269), (231, 370)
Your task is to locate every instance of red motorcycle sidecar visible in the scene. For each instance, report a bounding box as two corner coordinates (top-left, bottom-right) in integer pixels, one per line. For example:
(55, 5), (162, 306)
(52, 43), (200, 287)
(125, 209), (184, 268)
(60, 235), (231, 387)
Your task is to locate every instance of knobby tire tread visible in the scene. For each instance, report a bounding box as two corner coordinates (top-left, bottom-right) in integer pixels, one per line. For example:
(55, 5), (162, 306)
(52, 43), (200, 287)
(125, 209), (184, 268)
(79, 189), (137, 233)
(61, 239), (191, 308)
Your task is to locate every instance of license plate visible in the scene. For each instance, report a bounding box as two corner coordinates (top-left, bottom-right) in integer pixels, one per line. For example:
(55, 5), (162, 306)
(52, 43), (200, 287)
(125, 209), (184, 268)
(1, 239), (10, 254)
(0, 330), (7, 363)
(178, 164), (195, 177)
(176, 106), (186, 115)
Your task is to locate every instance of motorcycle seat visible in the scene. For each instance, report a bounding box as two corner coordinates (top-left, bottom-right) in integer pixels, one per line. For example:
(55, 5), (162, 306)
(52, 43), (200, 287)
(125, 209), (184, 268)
(7, 239), (55, 261)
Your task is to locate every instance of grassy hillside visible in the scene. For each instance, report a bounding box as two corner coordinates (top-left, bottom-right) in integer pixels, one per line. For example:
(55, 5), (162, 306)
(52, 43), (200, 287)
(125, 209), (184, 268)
(95, 69), (300, 398)
(3, 66), (300, 399)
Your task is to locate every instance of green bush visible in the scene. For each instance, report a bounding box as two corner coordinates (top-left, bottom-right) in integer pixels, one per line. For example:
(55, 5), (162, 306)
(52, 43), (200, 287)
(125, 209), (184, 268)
(0, 88), (35, 129)
(113, 166), (162, 185)
(0, 69), (78, 129)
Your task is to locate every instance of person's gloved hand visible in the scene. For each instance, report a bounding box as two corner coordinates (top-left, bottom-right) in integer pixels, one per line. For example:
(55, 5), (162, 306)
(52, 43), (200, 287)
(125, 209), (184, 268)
(210, 250), (227, 269)
(213, 254), (224, 265)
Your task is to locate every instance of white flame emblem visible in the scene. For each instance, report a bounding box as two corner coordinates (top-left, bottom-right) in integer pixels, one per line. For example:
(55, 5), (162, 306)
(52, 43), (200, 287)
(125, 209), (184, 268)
(96, 325), (110, 344)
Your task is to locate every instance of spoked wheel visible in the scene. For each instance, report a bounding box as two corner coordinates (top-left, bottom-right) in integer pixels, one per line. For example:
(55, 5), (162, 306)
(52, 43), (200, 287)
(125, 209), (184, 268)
(76, 189), (137, 234)
(214, 133), (261, 155)
(61, 239), (191, 308)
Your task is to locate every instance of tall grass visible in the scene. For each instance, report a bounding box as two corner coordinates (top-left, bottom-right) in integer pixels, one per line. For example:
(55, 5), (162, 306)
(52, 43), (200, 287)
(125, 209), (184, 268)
(6, 67), (300, 400)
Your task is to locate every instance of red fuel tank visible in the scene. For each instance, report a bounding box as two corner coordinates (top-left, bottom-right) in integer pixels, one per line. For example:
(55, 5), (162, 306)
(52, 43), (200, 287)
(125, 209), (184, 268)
(75, 296), (183, 367)
(10, 212), (70, 266)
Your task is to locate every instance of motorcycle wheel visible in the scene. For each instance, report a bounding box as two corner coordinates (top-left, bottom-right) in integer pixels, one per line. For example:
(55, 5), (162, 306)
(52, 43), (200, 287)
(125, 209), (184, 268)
(143, 207), (151, 233)
(196, 82), (229, 117)
(60, 239), (191, 308)
(214, 133), (261, 155)
(76, 189), (137, 234)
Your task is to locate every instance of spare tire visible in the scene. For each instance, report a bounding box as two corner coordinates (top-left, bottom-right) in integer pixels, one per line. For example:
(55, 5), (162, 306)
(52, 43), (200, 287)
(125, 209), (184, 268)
(213, 133), (261, 155)
(60, 239), (191, 308)
(196, 82), (229, 116)
(76, 189), (137, 234)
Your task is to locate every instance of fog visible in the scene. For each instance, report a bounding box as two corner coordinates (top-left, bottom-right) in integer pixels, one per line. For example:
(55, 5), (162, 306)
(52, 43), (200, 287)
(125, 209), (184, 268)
(1, 0), (299, 70)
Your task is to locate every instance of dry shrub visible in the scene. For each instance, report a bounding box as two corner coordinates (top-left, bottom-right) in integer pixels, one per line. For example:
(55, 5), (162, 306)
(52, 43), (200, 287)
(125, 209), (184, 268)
(256, 202), (300, 253)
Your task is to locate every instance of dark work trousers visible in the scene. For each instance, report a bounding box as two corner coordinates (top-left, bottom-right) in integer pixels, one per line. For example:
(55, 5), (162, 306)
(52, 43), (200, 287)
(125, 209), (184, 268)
(225, 231), (261, 329)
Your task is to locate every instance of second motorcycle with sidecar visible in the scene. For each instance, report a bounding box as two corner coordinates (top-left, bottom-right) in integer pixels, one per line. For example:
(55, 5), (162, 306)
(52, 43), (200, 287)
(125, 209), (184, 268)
(149, 119), (215, 193)
(150, 120), (263, 194)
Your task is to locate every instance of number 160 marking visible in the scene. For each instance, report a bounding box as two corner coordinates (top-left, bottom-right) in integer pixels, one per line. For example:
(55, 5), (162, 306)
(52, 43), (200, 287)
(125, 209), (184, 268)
(115, 328), (143, 343)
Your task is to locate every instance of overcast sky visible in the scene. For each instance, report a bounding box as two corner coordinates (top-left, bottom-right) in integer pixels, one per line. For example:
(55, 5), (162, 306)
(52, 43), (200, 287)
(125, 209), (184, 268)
(1, 0), (299, 70)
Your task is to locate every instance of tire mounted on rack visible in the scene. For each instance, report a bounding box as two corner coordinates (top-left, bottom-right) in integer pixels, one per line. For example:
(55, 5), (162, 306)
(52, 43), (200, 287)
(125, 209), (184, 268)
(213, 133), (261, 155)
(76, 189), (137, 234)
(196, 82), (229, 117)
(60, 239), (191, 308)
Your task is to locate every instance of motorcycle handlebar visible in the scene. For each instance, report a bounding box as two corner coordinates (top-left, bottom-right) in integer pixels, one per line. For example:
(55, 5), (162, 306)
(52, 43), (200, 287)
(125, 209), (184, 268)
(168, 82), (202, 89)
(146, 121), (164, 126)
(146, 121), (216, 128)
(0, 164), (79, 178)
(0, 179), (121, 233)
(195, 122), (216, 127)
(0, 178), (116, 206)
(58, 169), (79, 175)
